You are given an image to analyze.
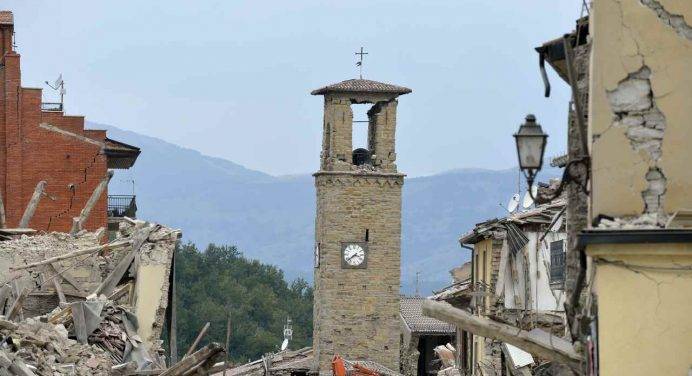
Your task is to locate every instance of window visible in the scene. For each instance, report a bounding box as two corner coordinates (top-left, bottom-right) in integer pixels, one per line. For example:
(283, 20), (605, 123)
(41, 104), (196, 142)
(549, 240), (566, 288)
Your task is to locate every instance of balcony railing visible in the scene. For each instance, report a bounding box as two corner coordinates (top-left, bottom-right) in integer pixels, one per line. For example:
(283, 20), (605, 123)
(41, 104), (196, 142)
(41, 102), (63, 112)
(108, 195), (137, 218)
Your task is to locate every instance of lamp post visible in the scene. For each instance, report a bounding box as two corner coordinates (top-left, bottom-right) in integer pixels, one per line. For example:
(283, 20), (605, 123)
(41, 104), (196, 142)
(513, 114), (548, 198)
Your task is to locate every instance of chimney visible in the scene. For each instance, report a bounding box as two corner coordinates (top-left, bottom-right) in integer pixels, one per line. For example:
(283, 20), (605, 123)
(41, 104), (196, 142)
(0, 11), (14, 57)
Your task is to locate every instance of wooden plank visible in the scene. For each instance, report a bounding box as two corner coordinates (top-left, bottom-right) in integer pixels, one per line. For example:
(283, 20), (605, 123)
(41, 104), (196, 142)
(48, 264), (67, 304)
(92, 224), (155, 297)
(6, 288), (29, 321)
(184, 322), (210, 358)
(159, 343), (224, 376)
(70, 171), (113, 235)
(18, 181), (46, 228)
(421, 300), (581, 370)
(52, 264), (86, 292)
(11, 240), (131, 271)
(108, 282), (134, 301)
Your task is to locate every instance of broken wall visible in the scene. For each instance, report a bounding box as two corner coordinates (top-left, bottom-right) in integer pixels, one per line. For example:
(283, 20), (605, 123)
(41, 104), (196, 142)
(589, 0), (692, 222)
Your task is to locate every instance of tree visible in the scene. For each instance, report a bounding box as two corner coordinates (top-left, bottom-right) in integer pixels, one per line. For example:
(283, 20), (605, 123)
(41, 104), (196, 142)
(170, 243), (313, 363)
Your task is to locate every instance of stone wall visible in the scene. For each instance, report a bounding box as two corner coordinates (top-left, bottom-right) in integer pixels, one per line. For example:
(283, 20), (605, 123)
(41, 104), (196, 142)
(313, 172), (403, 372)
(564, 38), (590, 316)
(321, 94), (399, 173)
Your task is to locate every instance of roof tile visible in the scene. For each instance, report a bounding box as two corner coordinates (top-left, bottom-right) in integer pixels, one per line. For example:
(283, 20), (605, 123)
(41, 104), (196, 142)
(400, 296), (455, 334)
(311, 79), (412, 95)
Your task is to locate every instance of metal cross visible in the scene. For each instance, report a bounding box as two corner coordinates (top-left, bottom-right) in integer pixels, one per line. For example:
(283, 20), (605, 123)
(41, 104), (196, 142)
(355, 47), (368, 79)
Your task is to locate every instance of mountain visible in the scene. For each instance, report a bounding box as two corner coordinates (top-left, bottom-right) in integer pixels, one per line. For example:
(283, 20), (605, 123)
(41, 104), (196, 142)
(97, 122), (559, 294)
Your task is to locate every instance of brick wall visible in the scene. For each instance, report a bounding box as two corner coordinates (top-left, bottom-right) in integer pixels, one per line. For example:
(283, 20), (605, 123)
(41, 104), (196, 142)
(0, 18), (109, 233)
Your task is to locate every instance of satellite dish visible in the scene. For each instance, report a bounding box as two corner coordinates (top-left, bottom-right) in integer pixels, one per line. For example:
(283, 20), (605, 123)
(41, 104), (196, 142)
(522, 186), (537, 209)
(507, 194), (520, 213)
(280, 338), (289, 351)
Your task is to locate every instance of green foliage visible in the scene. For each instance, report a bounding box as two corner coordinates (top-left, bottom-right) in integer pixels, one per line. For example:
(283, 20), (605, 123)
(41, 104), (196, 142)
(172, 242), (313, 362)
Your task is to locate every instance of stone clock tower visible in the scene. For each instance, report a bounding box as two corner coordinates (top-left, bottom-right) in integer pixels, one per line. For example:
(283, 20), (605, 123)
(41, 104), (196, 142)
(311, 79), (411, 372)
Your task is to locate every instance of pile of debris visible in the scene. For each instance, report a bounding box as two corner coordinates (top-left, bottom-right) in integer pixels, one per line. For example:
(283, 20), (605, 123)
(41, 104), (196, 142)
(0, 219), (183, 374)
(0, 316), (111, 375)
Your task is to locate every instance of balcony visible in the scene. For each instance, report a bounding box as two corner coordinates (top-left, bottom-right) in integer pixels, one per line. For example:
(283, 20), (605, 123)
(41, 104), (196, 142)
(41, 102), (63, 112)
(108, 195), (137, 218)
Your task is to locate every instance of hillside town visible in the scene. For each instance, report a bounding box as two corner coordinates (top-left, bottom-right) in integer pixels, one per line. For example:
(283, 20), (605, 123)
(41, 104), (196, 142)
(0, 2), (691, 376)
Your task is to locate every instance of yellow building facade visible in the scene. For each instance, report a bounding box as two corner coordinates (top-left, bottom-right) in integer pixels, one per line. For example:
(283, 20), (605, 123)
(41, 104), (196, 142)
(585, 0), (692, 374)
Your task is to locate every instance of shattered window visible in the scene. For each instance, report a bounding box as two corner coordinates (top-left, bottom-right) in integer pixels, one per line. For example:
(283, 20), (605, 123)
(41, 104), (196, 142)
(549, 240), (566, 288)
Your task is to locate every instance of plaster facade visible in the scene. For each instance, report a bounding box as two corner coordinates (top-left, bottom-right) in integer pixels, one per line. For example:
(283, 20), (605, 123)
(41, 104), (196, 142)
(312, 80), (409, 372)
(586, 243), (692, 375)
(589, 0), (692, 221)
(586, 1), (692, 374)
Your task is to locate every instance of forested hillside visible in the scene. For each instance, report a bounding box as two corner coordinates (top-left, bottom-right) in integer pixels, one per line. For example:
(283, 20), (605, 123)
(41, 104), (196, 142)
(172, 243), (313, 362)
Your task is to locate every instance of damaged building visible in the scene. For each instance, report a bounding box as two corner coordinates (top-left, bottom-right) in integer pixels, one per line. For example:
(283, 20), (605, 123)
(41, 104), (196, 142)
(0, 219), (181, 374)
(441, 198), (569, 375)
(0, 11), (140, 236)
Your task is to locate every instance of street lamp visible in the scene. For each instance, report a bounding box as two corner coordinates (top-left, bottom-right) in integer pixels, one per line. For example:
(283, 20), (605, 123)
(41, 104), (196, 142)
(514, 114), (548, 195)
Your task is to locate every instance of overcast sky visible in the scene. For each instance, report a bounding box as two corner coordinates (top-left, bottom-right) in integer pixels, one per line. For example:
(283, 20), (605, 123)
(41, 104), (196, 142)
(7, 1), (582, 177)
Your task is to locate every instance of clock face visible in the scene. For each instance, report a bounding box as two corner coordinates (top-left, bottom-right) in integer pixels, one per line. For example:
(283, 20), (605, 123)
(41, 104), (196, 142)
(343, 243), (365, 266)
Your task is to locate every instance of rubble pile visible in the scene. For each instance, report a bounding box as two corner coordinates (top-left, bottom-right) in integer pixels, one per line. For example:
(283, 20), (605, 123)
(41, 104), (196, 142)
(0, 219), (183, 375)
(0, 316), (111, 375)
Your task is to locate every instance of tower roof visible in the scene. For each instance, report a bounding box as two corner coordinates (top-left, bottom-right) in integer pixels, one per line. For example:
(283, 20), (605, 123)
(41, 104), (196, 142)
(311, 79), (412, 96)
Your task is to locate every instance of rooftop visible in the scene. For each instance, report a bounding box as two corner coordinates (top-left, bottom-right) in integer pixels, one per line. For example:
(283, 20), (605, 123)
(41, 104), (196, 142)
(400, 296), (456, 334)
(105, 137), (141, 169)
(311, 79), (412, 96)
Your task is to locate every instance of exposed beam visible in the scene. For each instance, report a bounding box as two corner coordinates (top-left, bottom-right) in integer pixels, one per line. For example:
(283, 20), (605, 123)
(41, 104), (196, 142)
(421, 300), (581, 371)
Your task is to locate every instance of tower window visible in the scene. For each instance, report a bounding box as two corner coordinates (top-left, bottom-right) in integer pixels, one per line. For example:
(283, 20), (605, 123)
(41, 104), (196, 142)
(351, 104), (370, 150)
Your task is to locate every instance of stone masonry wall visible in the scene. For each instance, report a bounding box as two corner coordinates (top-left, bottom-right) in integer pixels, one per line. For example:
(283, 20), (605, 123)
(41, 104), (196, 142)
(313, 172), (403, 372)
(564, 40), (590, 305)
(321, 94), (399, 173)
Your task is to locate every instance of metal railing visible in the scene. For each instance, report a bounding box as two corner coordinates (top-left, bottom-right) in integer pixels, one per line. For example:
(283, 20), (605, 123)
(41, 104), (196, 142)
(107, 195), (137, 218)
(41, 102), (63, 112)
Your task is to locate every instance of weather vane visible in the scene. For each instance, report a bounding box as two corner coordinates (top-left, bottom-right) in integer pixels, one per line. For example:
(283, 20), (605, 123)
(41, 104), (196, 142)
(355, 47), (368, 79)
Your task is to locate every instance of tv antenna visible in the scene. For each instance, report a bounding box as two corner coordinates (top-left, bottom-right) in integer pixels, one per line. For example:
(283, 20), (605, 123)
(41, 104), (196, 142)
(44, 74), (65, 111)
(415, 271), (421, 297)
(281, 317), (293, 351)
(355, 47), (368, 79)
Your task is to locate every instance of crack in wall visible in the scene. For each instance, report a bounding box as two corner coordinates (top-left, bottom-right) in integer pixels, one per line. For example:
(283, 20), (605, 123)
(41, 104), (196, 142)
(606, 66), (668, 221)
(640, 0), (692, 41)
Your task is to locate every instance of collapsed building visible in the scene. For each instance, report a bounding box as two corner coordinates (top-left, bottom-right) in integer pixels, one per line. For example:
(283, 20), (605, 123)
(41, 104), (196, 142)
(0, 219), (182, 374)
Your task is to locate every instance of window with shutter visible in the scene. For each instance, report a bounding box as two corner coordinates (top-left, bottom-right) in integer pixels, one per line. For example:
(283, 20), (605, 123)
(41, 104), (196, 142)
(550, 240), (566, 289)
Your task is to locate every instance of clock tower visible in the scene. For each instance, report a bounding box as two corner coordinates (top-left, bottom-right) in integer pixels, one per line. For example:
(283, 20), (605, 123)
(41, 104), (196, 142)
(311, 79), (411, 372)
